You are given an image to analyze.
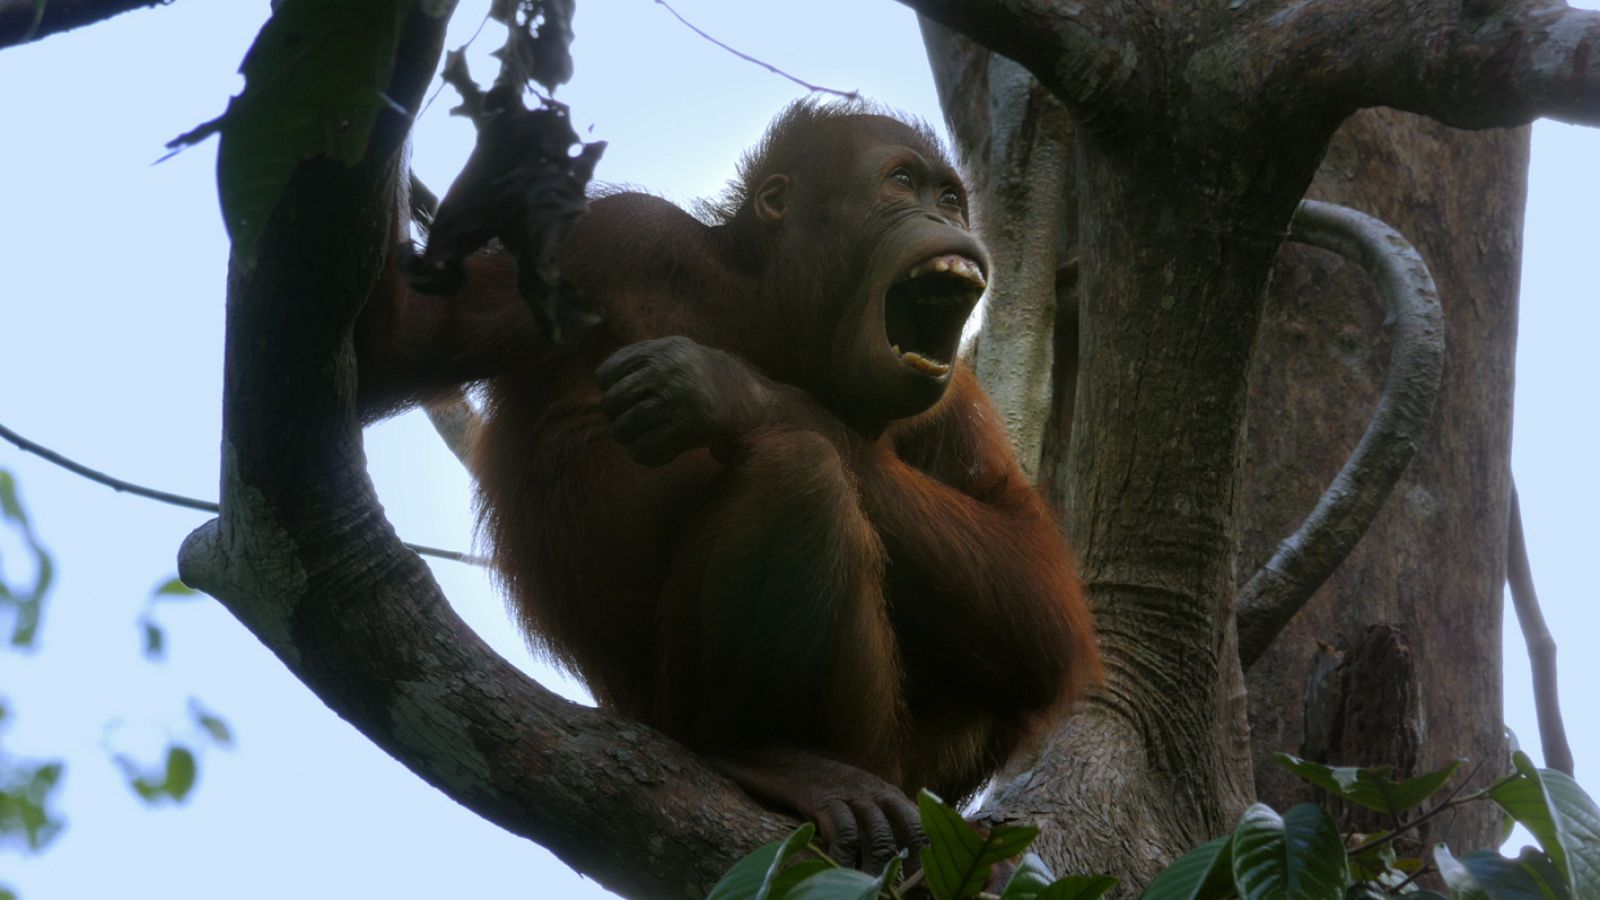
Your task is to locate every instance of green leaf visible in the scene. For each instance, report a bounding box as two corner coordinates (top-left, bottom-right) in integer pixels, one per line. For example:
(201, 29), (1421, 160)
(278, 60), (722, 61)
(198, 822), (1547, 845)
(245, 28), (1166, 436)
(1431, 845), (1496, 900)
(1231, 803), (1348, 900)
(28, 763), (61, 794)
(1036, 874), (1119, 899)
(0, 470), (23, 522)
(1537, 770), (1600, 896)
(0, 758), (66, 852)
(0, 471), (54, 649)
(190, 700), (234, 747)
(1141, 836), (1234, 900)
(118, 745), (199, 805)
(164, 746), (197, 802)
(1433, 844), (1563, 900)
(707, 823), (817, 900)
(116, 752), (163, 803)
(1502, 730), (1526, 844)
(769, 860), (832, 896)
(1345, 831), (1397, 884)
(1490, 752), (1600, 896)
(1514, 847), (1573, 900)
(1274, 753), (1462, 817)
(0, 884), (16, 900)
(1002, 852), (1057, 899)
(919, 790), (1040, 900)
(152, 577), (198, 599)
(165, 0), (412, 265)
(1001, 856), (1116, 900)
(784, 851), (901, 900)
(140, 617), (165, 660)
(781, 866), (887, 900)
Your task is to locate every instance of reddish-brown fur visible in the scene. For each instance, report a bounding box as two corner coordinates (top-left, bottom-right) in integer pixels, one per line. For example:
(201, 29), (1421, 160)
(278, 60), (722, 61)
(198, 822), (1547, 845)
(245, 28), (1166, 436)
(357, 103), (1098, 845)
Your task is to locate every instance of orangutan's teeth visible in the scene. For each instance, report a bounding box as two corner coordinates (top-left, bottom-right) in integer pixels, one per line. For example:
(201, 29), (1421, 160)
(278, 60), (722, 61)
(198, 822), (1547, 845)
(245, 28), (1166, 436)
(892, 343), (902, 355)
(900, 351), (952, 377)
(902, 254), (986, 289)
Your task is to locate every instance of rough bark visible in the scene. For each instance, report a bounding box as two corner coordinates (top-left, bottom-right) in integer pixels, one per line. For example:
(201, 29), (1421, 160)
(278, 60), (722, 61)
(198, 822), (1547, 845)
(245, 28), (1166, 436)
(1240, 111), (1527, 848)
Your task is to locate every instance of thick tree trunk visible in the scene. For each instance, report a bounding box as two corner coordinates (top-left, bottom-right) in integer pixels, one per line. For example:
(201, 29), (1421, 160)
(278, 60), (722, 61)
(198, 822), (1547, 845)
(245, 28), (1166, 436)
(922, 13), (1529, 882)
(1240, 111), (1528, 849)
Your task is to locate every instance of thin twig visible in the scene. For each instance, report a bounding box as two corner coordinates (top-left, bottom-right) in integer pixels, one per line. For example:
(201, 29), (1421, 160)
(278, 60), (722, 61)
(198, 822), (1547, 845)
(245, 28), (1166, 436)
(0, 420), (479, 565)
(1507, 483), (1575, 776)
(0, 419), (218, 513)
(1347, 759), (1492, 858)
(653, 0), (859, 100)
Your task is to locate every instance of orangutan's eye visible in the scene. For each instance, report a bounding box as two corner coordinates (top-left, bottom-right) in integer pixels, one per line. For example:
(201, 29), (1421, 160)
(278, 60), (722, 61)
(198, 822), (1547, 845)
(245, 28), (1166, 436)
(889, 167), (914, 188)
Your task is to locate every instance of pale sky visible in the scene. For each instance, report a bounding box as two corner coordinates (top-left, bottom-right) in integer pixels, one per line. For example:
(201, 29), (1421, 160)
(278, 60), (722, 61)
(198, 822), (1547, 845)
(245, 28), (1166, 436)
(0, 2), (1596, 899)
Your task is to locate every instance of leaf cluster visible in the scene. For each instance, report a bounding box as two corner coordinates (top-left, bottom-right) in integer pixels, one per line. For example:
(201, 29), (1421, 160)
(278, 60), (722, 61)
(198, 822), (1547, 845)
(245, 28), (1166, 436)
(408, 0), (605, 346)
(167, 0), (605, 344)
(0, 473), (64, 869)
(0, 472), (236, 893)
(708, 790), (1118, 900)
(1142, 752), (1600, 899)
(0, 706), (63, 855)
(713, 752), (1600, 900)
(107, 579), (235, 807)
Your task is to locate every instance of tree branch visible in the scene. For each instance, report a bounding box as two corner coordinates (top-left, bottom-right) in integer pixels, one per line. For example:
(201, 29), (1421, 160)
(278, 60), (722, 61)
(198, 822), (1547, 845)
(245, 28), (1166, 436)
(1508, 4), (1600, 126)
(0, 0), (169, 50)
(1507, 484), (1574, 776)
(897, 0), (1140, 113)
(176, 4), (790, 893)
(1430, 1), (1600, 128)
(0, 418), (218, 514)
(1236, 200), (1446, 669)
(1346, 0), (1600, 128)
(0, 419), (475, 565)
(653, 0), (857, 99)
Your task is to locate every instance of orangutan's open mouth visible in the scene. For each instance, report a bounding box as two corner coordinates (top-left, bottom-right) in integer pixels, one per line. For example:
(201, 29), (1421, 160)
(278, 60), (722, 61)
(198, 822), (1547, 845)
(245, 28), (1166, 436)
(884, 254), (986, 378)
